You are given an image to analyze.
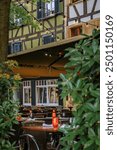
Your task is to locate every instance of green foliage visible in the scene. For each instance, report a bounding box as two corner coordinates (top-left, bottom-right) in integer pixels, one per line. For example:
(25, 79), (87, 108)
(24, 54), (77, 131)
(60, 29), (100, 150)
(9, 2), (34, 29)
(9, 1), (40, 29)
(0, 60), (21, 150)
(9, 0), (52, 29)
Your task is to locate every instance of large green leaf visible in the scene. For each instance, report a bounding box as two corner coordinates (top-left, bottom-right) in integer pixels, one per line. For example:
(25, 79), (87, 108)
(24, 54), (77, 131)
(88, 128), (96, 138)
(84, 103), (95, 112)
(92, 39), (99, 54)
(59, 29), (100, 150)
(84, 139), (94, 149)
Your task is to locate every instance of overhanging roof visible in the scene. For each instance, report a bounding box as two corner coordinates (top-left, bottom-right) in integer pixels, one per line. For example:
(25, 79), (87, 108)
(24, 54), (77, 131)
(13, 66), (66, 78)
(8, 35), (85, 58)
(8, 35), (85, 78)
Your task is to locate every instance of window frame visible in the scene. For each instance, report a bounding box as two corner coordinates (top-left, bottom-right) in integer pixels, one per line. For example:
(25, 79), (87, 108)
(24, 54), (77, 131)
(23, 81), (32, 106)
(14, 18), (22, 26)
(37, 0), (59, 19)
(45, 0), (55, 17)
(35, 79), (59, 106)
(70, 25), (82, 37)
(67, 24), (82, 38)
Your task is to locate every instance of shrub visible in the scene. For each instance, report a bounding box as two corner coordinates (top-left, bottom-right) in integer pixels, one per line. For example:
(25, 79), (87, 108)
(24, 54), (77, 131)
(0, 60), (21, 150)
(60, 29), (100, 150)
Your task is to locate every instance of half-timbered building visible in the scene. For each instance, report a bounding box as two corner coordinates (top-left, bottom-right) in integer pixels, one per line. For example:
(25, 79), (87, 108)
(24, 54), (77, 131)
(8, 0), (100, 108)
(65, 0), (100, 38)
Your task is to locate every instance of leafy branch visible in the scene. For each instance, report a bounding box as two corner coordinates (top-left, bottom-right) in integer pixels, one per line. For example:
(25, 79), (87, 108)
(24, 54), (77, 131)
(60, 29), (100, 150)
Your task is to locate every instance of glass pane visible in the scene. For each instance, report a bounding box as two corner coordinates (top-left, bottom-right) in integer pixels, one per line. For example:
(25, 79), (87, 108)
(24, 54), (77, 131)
(37, 87), (47, 103)
(24, 88), (31, 103)
(37, 87), (41, 103)
(48, 87), (59, 103)
(51, 0), (55, 11)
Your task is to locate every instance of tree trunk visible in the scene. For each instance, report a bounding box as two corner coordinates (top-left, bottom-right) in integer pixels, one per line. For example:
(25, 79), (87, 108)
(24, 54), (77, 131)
(0, 0), (11, 62)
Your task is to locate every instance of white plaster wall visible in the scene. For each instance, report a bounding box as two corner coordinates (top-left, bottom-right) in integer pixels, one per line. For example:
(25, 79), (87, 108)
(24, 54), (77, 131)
(68, 0), (100, 26)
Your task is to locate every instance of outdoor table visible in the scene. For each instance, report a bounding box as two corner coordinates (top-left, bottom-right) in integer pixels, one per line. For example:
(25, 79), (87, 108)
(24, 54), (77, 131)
(22, 125), (58, 132)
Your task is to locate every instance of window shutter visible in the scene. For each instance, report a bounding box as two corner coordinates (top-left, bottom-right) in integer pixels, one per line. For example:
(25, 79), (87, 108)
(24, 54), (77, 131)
(13, 42), (21, 52)
(37, 0), (45, 19)
(43, 35), (54, 44)
(43, 36), (50, 44)
(31, 80), (36, 106)
(37, 1), (42, 19)
(8, 43), (13, 54)
(41, 1), (45, 18)
(55, 0), (59, 13)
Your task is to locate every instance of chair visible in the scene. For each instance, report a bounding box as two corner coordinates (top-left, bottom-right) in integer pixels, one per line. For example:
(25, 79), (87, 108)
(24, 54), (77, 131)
(15, 133), (40, 150)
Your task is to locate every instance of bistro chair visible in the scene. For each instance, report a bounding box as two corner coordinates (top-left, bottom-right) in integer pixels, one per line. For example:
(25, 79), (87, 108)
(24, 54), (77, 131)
(15, 133), (40, 150)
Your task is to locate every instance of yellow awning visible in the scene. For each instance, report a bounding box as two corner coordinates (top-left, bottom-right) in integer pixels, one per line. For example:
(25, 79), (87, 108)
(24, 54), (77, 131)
(13, 66), (66, 78)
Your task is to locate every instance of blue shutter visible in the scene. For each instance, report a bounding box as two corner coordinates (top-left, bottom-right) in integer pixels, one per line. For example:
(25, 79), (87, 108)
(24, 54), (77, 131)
(37, 0), (45, 19)
(43, 35), (54, 44)
(43, 36), (50, 44)
(41, 1), (45, 18)
(13, 42), (21, 53)
(55, 0), (59, 13)
(8, 43), (13, 54)
(8, 42), (21, 54)
(37, 1), (42, 19)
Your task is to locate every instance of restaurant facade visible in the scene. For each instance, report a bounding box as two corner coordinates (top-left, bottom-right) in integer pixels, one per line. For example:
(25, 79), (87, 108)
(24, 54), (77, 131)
(8, 0), (100, 108)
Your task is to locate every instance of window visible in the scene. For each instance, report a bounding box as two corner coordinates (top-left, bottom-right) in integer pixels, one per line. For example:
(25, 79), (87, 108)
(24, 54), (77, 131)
(42, 35), (54, 44)
(9, 42), (22, 54)
(36, 79), (59, 106)
(23, 81), (32, 106)
(71, 26), (82, 37)
(37, 0), (59, 19)
(14, 18), (22, 26)
(45, 0), (55, 16)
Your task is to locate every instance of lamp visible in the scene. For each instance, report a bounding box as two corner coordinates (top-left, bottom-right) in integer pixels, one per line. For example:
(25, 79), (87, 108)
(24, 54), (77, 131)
(45, 52), (48, 56)
(49, 54), (52, 57)
(75, 18), (78, 23)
